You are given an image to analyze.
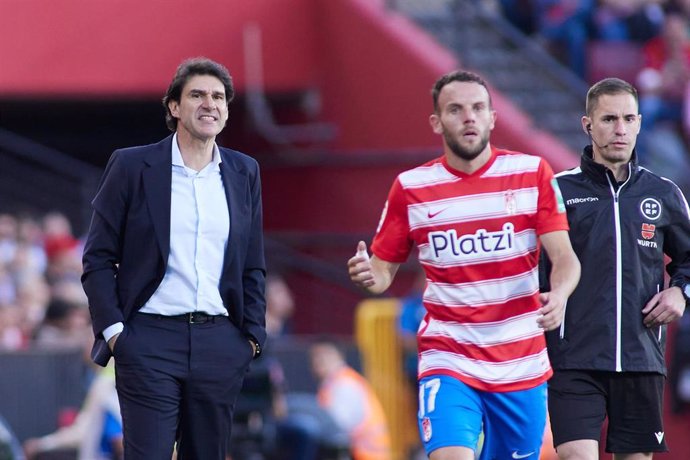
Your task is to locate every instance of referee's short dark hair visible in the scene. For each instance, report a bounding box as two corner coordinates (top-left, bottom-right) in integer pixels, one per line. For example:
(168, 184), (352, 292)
(162, 57), (234, 132)
(586, 78), (639, 117)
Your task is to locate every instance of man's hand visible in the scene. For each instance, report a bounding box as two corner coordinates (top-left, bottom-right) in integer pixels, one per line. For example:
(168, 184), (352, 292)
(347, 241), (376, 289)
(347, 241), (400, 295)
(23, 438), (42, 459)
(108, 332), (121, 352)
(538, 230), (580, 331)
(642, 286), (686, 327)
(537, 291), (567, 331)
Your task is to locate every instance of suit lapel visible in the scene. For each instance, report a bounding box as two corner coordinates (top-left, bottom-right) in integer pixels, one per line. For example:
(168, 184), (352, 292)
(142, 137), (172, 263)
(220, 150), (246, 266)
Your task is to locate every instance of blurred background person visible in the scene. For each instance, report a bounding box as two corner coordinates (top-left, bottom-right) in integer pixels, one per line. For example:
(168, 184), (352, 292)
(265, 273), (296, 339)
(0, 303), (24, 351)
(592, 0), (663, 42)
(310, 340), (392, 460)
(22, 364), (122, 460)
(534, 0), (595, 78)
(231, 272), (323, 460)
(637, 11), (690, 133)
(0, 214), (19, 268)
(32, 298), (90, 350)
(636, 10), (690, 206)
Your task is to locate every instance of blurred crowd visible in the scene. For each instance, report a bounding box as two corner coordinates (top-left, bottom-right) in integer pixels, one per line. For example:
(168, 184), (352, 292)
(496, 0), (690, 192)
(0, 211), (88, 352)
(496, 0), (668, 77)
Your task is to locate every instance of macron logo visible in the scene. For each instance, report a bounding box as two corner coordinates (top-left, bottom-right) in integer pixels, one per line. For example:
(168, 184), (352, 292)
(566, 196), (599, 206)
(655, 432), (664, 444)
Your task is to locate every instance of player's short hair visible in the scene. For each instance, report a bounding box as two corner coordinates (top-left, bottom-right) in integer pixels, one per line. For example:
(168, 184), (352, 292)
(586, 78), (639, 117)
(432, 70), (492, 112)
(162, 57), (234, 131)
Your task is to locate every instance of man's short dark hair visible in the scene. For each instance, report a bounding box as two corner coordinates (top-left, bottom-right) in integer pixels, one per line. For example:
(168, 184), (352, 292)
(432, 70), (492, 112)
(44, 299), (78, 323)
(586, 77), (639, 117)
(162, 57), (234, 132)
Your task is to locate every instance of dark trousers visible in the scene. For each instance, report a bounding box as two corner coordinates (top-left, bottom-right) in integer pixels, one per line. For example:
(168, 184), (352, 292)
(112, 313), (253, 460)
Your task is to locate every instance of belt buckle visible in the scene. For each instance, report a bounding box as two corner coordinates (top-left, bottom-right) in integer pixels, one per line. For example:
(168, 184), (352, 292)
(188, 312), (206, 324)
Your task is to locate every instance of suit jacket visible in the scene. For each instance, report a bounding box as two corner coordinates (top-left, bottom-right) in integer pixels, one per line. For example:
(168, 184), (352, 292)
(82, 135), (266, 366)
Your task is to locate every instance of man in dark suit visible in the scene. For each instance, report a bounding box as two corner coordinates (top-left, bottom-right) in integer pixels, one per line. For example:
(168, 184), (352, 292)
(81, 57), (266, 460)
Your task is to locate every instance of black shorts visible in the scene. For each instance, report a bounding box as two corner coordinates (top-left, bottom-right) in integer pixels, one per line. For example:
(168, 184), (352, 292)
(548, 369), (667, 454)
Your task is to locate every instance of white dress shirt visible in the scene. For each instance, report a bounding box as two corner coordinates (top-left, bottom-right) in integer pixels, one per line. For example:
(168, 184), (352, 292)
(103, 133), (229, 342)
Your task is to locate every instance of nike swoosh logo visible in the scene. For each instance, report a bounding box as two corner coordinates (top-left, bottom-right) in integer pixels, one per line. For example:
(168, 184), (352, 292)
(427, 207), (448, 219)
(512, 452), (534, 459)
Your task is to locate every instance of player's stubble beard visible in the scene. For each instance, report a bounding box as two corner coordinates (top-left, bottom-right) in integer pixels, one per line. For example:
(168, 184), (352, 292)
(444, 128), (489, 162)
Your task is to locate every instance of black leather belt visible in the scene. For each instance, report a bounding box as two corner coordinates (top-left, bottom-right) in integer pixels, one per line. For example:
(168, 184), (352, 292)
(144, 312), (227, 324)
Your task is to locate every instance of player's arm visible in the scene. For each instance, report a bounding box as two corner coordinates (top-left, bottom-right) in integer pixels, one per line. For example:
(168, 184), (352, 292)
(643, 185), (690, 326)
(347, 241), (400, 295)
(538, 230), (581, 331)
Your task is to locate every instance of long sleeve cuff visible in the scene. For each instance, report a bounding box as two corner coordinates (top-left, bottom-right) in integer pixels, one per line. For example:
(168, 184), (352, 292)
(103, 322), (124, 343)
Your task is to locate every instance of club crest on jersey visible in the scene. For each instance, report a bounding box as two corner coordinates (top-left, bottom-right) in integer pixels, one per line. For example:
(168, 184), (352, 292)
(640, 198), (662, 221)
(505, 189), (517, 215)
(428, 223), (515, 259)
(422, 417), (432, 442)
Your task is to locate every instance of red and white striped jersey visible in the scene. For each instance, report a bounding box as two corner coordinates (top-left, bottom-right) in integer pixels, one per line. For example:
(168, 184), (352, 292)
(371, 147), (568, 392)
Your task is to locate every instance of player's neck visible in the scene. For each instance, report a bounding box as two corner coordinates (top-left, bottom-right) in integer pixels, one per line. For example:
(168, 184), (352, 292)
(445, 144), (492, 175)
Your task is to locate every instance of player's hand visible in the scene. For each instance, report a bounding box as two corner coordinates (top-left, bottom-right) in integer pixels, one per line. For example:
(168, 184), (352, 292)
(347, 241), (375, 289)
(642, 286), (686, 328)
(537, 291), (566, 331)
